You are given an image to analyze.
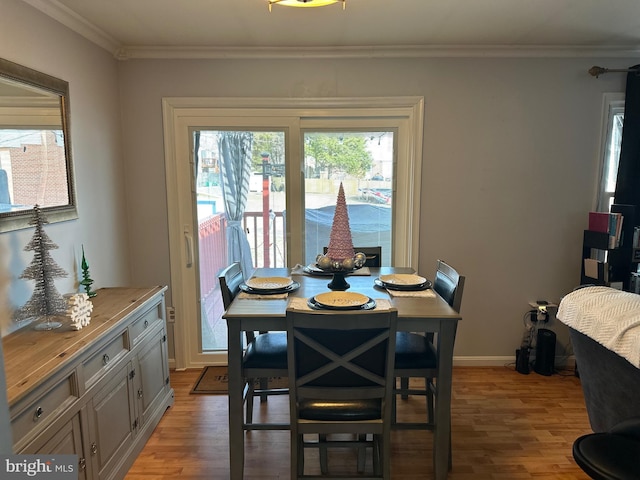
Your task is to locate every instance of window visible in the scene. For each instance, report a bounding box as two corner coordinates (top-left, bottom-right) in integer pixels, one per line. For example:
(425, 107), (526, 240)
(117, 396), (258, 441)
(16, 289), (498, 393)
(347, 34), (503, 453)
(596, 94), (625, 212)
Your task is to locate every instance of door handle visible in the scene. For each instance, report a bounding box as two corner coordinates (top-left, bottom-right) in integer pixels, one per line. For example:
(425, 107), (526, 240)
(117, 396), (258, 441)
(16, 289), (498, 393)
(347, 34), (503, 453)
(184, 230), (193, 268)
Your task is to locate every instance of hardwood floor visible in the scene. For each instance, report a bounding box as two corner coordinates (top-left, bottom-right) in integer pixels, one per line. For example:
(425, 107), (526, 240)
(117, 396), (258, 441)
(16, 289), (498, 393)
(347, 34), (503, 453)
(125, 366), (592, 479)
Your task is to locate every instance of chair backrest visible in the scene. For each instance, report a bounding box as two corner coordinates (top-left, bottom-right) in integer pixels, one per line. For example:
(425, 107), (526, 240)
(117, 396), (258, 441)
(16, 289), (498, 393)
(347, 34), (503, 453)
(218, 262), (243, 309)
(286, 307), (398, 410)
(322, 246), (382, 267)
(433, 259), (465, 313)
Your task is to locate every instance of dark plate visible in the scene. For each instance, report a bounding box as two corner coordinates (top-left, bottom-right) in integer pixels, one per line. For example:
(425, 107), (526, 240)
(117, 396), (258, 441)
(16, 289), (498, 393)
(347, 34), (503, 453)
(239, 281), (300, 295)
(307, 296), (377, 311)
(374, 278), (432, 291)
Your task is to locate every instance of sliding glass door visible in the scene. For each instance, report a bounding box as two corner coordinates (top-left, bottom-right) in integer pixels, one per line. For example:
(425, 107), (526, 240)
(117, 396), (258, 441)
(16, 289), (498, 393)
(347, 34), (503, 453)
(163, 97), (423, 369)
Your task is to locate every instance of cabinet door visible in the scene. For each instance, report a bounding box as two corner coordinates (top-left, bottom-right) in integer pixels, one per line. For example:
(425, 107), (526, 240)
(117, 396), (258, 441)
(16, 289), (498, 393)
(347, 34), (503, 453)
(25, 412), (87, 480)
(87, 362), (136, 480)
(135, 328), (169, 427)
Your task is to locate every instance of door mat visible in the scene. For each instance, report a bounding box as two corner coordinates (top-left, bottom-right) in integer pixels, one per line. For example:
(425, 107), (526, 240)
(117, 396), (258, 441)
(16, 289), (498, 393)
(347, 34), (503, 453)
(190, 366), (288, 394)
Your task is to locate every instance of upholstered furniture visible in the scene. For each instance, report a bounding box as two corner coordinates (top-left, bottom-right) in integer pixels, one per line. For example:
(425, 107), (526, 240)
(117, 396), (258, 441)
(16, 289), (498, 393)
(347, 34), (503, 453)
(557, 286), (640, 479)
(393, 259), (465, 430)
(572, 417), (640, 479)
(286, 306), (398, 479)
(218, 263), (288, 429)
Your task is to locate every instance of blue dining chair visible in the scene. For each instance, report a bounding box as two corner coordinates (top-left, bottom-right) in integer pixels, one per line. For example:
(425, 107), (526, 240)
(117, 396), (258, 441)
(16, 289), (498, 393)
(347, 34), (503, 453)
(392, 259), (465, 467)
(286, 306), (398, 479)
(219, 262), (288, 429)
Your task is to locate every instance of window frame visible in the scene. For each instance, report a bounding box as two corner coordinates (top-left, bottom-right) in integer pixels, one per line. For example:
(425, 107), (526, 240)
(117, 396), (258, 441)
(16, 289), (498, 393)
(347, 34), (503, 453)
(596, 93), (625, 212)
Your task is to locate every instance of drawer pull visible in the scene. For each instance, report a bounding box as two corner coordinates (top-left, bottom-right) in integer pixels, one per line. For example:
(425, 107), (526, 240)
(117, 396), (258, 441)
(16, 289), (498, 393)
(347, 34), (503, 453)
(91, 442), (98, 455)
(103, 353), (110, 365)
(144, 320), (149, 328)
(33, 406), (43, 420)
(138, 388), (143, 399)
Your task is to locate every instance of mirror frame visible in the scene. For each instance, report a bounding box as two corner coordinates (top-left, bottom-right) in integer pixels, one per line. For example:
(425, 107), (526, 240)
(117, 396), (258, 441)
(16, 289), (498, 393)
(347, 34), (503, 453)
(0, 58), (77, 233)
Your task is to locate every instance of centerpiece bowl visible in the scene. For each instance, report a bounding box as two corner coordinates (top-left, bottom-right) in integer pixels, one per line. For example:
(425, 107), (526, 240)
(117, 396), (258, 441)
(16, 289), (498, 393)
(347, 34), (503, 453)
(314, 252), (367, 291)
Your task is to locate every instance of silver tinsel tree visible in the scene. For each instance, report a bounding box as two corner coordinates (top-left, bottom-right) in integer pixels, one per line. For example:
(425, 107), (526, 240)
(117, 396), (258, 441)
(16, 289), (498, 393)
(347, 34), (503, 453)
(14, 205), (68, 325)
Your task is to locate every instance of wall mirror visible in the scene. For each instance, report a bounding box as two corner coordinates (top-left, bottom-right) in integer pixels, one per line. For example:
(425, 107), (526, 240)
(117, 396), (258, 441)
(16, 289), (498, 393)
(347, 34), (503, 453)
(0, 57), (77, 233)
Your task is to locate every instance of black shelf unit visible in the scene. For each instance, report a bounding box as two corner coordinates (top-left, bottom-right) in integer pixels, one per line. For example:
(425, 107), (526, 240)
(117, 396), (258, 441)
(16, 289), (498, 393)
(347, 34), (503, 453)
(580, 204), (639, 291)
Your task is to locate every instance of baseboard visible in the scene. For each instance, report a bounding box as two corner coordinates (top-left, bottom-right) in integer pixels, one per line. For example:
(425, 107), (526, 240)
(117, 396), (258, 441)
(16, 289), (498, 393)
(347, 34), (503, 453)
(453, 355), (576, 368)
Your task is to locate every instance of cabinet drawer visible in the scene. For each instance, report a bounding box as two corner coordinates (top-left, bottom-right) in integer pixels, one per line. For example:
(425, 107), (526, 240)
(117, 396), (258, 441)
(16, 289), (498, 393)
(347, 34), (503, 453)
(83, 332), (128, 388)
(11, 373), (77, 446)
(129, 304), (162, 346)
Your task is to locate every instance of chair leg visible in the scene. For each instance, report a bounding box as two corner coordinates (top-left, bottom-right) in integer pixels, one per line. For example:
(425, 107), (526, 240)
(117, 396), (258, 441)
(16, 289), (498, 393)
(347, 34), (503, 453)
(319, 434), (329, 474)
(400, 377), (409, 400)
(245, 379), (255, 425)
(357, 434), (367, 473)
(426, 377), (434, 423)
(292, 433), (304, 479)
(259, 377), (269, 402)
(373, 434), (381, 476)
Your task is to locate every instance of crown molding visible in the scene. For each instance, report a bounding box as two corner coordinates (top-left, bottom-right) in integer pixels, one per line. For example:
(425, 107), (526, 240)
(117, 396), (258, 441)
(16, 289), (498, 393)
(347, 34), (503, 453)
(115, 44), (640, 60)
(22, 0), (640, 61)
(22, 0), (122, 54)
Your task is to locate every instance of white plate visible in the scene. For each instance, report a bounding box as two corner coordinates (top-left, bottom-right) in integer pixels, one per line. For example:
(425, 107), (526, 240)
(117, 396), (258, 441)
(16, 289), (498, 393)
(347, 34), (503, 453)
(245, 276), (293, 290)
(313, 291), (369, 308)
(379, 273), (427, 286)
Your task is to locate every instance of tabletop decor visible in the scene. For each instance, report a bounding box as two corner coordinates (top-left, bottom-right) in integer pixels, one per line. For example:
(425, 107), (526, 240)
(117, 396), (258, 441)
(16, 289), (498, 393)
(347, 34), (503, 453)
(65, 292), (93, 330)
(79, 245), (97, 297)
(13, 205), (68, 330)
(313, 183), (367, 290)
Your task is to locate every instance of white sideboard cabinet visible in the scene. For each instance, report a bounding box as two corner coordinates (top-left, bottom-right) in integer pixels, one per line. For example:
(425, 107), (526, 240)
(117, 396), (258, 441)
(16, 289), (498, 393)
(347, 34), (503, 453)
(2, 286), (174, 480)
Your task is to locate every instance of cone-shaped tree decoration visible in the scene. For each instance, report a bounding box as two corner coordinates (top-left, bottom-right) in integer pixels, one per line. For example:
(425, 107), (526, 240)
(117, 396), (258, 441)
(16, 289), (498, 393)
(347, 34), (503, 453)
(326, 183), (355, 262)
(13, 205), (68, 329)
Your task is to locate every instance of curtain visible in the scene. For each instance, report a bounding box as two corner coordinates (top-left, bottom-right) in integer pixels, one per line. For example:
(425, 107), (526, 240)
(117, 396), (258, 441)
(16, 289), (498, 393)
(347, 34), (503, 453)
(614, 65), (640, 211)
(218, 131), (254, 277)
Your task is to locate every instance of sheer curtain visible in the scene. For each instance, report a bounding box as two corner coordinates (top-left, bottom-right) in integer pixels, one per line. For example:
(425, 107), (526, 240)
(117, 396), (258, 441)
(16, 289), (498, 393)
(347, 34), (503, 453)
(218, 132), (254, 277)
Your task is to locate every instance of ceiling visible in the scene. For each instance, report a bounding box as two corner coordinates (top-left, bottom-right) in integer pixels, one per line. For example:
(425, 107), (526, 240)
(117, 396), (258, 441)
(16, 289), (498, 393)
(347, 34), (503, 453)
(23, 0), (640, 59)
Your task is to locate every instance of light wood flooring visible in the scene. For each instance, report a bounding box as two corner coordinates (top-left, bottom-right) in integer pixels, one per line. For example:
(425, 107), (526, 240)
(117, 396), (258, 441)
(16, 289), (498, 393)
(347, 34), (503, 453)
(125, 366), (592, 479)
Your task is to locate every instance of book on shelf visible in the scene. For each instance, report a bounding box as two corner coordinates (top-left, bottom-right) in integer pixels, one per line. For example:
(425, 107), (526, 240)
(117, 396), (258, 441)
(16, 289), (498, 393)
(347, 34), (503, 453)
(588, 211), (623, 248)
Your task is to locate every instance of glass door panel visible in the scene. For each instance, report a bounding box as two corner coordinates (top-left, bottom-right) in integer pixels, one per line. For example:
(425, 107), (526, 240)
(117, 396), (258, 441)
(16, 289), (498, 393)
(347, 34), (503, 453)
(303, 131), (394, 266)
(195, 130), (286, 352)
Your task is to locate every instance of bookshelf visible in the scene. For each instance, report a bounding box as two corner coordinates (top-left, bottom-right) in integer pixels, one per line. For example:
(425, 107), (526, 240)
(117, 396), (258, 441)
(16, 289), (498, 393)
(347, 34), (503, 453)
(580, 204), (640, 291)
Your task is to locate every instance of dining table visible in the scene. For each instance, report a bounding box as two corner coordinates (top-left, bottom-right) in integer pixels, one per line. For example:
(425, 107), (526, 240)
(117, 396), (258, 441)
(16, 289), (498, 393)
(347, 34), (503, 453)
(223, 266), (462, 480)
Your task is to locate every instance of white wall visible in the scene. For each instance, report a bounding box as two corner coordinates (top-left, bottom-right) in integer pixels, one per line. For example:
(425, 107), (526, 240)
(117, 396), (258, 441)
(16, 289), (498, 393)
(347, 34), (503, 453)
(118, 56), (628, 362)
(0, 0), (131, 336)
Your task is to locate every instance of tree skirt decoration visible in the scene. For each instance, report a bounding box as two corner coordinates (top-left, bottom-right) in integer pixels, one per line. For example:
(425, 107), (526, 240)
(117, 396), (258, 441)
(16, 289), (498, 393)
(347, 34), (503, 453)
(13, 205), (68, 330)
(314, 183), (367, 290)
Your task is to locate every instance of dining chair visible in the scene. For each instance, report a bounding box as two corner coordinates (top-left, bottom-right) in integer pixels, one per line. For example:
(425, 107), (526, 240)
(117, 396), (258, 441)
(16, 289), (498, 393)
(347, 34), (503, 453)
(218, 262), (288, 429)
(393, 259), (465, 440)
(572, 417), (640, 479)
(323, 246), (382, 267)
(286, 306), (398, 479)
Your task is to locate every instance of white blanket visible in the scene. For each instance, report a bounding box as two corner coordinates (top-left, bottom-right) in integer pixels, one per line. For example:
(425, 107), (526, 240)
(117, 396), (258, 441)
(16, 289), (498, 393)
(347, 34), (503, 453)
(557, 286), (640, 367)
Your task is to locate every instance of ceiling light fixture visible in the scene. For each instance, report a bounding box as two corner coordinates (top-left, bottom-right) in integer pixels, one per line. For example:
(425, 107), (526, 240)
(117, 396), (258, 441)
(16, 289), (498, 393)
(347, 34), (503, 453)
(268, 0), (346, 12)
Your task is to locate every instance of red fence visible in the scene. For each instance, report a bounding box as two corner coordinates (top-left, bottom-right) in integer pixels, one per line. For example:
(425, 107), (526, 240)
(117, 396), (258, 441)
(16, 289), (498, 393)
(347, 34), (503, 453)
(198, 210), (286, 298)
(198, 213), (228, 299)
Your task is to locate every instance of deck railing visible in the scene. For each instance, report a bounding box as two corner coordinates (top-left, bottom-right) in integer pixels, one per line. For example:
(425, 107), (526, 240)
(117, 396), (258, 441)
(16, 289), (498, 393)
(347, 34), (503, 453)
(198, 210), (286, 298)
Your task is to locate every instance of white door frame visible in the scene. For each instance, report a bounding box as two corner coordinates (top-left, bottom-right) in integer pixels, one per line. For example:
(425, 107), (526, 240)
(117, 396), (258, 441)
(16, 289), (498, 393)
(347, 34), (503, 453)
(162, 97), (424, 369)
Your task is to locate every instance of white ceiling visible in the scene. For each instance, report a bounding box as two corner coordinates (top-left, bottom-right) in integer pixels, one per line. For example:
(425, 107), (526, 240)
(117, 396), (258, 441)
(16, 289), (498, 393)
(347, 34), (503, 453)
(23, 0), (640, 59)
